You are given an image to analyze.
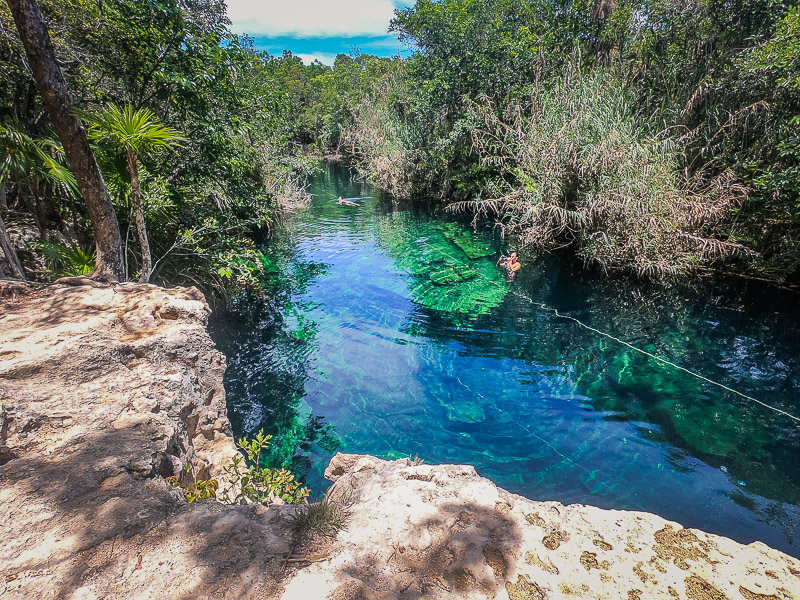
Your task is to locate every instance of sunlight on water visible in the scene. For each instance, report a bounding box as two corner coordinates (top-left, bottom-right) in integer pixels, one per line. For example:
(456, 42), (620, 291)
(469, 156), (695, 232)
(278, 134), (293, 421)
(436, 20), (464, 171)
(210, 163), (800, 557)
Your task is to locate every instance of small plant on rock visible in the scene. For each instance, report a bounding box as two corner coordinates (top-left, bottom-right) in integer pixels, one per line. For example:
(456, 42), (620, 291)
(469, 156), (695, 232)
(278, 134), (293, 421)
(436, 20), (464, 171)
(220, 429), (310, 505)
(166, 464), (218, 503)
(409, 453), (425, 466)
(291, 492), (351, 536)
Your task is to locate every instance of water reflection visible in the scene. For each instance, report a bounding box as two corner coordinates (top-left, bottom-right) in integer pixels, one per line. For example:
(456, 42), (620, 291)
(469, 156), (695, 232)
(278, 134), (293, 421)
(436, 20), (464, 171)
(211, 162), (800, 557)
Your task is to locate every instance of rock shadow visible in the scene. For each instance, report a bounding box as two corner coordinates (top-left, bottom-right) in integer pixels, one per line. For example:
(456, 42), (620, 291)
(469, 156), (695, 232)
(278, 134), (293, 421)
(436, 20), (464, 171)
(0, 410), (292, 599)
(339, 500), (523, 599)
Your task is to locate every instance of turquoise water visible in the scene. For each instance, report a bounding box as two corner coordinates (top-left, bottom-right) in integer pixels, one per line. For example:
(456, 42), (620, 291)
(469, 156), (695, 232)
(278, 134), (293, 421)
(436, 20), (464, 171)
(210, 163), (800, 557)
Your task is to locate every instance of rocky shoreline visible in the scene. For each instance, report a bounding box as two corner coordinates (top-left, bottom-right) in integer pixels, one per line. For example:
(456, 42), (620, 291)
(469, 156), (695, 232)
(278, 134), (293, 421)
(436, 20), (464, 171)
(1, 284), (798, 599)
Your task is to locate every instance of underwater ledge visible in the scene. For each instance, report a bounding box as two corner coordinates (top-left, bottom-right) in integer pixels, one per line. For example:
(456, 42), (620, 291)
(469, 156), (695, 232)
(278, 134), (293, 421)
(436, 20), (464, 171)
(1, 282), (798, 599)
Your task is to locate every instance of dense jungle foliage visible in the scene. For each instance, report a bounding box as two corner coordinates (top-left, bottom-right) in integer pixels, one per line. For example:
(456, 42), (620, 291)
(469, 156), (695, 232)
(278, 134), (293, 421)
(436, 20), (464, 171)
(0, 0), (319, 292)
(1, 0), (799, 288)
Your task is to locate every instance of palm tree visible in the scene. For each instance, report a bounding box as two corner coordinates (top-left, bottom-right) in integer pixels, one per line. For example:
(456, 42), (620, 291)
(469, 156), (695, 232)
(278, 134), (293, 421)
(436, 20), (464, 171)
(86, 104), (185, 283)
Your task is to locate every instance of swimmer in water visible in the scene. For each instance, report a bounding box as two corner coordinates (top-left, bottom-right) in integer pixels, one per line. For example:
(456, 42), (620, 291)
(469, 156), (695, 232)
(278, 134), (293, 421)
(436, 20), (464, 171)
(497, 251), (521, 280)
(337, 196), (358, 206)
(498, 251), (521, 272)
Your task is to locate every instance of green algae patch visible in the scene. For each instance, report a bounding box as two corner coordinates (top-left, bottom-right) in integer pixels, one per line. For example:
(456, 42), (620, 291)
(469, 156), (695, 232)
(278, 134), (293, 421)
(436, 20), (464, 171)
(377, 217), (507, 317)
(436, 223), (496, 259)
(260, 254), (281, 274)
(429, 264), (477, 286)
(383, 449), (411, 460)
(452, 237), (495, 259)
(447, 401), (486, 424)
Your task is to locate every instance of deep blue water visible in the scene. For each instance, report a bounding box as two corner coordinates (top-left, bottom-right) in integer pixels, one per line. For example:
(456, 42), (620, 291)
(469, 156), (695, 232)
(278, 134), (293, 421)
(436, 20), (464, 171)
(210, 163), (800, 557)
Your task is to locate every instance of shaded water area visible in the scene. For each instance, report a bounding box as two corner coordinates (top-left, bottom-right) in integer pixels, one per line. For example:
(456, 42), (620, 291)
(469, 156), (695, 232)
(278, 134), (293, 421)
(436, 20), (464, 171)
(210, 162), (800, 557)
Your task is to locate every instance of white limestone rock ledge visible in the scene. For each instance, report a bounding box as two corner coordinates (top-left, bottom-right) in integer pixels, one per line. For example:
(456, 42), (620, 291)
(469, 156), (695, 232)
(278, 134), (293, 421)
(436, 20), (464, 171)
(1, 283), (799, 600)
(285, 453), (800, 600)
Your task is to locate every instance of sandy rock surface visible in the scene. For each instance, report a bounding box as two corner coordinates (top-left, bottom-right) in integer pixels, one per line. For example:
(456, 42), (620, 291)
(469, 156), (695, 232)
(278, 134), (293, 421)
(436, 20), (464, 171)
(283, 453), (800, 600)
(0, 284), (294, 599)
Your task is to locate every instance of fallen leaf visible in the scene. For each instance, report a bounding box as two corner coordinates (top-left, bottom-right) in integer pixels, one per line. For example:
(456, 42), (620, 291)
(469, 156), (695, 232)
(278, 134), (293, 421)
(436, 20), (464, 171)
(6, 574), (18, 582)
(134, 554), (142, 570)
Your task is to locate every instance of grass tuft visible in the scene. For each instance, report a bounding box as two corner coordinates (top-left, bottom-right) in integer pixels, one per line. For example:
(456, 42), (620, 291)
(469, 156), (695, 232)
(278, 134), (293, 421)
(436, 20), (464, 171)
(291, 493), (351, 536)
(452, 64), (751, 281)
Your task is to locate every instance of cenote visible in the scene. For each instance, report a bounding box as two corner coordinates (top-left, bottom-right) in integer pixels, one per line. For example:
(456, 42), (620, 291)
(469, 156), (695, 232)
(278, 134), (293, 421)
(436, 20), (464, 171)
(210, 162), (800, 558)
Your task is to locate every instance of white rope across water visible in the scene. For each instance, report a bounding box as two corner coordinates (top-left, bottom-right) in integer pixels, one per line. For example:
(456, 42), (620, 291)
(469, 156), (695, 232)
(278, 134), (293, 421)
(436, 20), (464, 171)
(420, 238), (800, 425)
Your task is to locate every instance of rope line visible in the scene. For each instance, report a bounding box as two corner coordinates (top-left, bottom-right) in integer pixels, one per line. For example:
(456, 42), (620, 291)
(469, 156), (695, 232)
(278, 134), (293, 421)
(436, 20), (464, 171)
(420, 238), (800, 424)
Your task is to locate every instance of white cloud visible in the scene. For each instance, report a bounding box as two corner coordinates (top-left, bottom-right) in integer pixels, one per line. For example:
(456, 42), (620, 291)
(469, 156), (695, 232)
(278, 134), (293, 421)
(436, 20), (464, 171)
(226, 0), (405, 38)
(295, 52), (338, 66)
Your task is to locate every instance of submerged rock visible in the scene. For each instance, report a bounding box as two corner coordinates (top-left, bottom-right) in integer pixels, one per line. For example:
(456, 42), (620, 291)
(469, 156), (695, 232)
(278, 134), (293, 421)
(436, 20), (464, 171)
(429, 264), (478, 286)
(437, 222), (496, 259)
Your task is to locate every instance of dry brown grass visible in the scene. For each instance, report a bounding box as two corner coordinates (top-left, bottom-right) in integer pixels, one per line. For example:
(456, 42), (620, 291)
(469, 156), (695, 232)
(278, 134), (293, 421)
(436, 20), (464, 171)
(451, 67), (753, 280)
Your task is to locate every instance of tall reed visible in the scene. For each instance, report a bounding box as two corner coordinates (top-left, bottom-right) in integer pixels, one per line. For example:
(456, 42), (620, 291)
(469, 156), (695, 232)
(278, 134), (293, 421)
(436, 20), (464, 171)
(454, 66), (751, 279)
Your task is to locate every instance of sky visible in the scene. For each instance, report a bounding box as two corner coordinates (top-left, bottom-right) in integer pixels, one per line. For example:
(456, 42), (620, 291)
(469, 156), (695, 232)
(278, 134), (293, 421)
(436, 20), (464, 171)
(225, 0), (415, 65)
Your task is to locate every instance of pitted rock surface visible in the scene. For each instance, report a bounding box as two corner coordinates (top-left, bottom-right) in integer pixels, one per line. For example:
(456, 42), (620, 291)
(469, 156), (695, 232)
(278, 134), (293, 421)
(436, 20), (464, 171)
(2, 284), (799, 599)
(280, 453), (800, 600)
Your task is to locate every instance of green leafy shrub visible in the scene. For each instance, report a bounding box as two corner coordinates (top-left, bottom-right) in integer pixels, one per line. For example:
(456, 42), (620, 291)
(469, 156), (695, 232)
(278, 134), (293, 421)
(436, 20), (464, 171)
(221, 429), (310, 505)
(165, 461), (219, 503)
(166, 475), (218, 503)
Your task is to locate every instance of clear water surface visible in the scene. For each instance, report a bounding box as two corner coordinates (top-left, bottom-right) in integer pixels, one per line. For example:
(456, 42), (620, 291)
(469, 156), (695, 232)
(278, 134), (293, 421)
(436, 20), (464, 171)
(210, 163), (800, 557)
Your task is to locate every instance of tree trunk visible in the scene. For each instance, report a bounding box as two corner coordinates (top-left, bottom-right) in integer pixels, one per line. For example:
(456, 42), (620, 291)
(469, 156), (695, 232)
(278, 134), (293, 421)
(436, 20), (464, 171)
(20, 183), (46, 239)
(127, 149), (151, 283)
(0, 209), (26, 280)
(5, 0), (124, 281)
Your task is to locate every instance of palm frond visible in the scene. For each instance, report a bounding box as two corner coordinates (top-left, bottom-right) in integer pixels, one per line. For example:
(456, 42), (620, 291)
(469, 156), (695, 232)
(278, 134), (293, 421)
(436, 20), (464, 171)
(0, 123), (79, 195)
(0, 123), (36, 182)
(39, 241), (96, 277)
(85, 104), (187, 154)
